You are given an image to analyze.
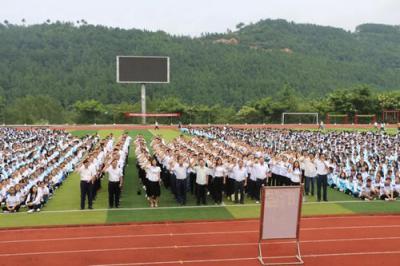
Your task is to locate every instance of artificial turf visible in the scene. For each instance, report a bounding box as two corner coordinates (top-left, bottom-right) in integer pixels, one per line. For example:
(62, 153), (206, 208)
(1, 128), (399, 228)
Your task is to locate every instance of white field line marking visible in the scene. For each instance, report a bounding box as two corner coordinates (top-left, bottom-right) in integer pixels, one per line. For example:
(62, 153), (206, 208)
(0, 230), (256, 244)
(1, 200), (398, 216)
(2, 224), (400, 241)
(2, 213), (399, 231)
(88, 250), (400, 266)
(2, 236), (400, 257)
(2, 232), (400, 246)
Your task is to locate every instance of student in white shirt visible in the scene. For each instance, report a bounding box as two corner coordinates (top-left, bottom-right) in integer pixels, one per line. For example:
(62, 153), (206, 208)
(253, 157), (269, 203)
(145, 159), (161, 207)
(172, 156), (189, 205)
(212, 157), (226, 205)
(104, 159), (123, 208)
(26, 185), (42, 213)
(3, 186), (21, 213)
(393, 176), (400, 199)
(303, 153), (317, 196)
(315, 154), (329, 202)
(76, 159), (95, 210)
(380, 177), (395, 201)
(192, 158), (209, 205)
(360, 179), (376, 201)
(232, 160), (248, 204)
(289, 161), (302, 186)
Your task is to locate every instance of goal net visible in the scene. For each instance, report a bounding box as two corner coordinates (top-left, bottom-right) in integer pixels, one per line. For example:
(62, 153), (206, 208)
(354, 114), (376, 125)
(281, 112), (319, 125)
(326, 114), (349, 124)
(382, 110), (400, 124)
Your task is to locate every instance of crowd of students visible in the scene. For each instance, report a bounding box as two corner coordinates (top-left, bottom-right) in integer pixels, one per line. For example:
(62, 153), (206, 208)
(1, 128), (97, 213)
(76, 133), (131, 209)
(187, 127), (400, 201)
(134, 133), (273, 206)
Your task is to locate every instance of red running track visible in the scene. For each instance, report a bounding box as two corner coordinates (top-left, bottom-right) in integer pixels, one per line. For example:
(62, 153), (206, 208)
(1, 215), (400, 266)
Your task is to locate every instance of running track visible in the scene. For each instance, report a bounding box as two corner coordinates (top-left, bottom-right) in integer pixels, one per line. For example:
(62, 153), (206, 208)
(1, 215), (400, 265)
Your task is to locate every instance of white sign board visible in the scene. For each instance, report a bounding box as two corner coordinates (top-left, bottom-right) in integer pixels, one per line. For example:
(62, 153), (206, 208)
(260, 186), (302, 240)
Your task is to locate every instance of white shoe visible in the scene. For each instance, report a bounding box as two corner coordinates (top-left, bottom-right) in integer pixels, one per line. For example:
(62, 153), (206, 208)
(36, 208), (41, 212)
(27, 209), (34, 213)
(3, 210), (9, 214)
(256, 201), (260, 204)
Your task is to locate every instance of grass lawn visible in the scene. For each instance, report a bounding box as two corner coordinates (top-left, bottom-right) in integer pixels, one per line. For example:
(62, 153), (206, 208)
(1, 128), (399, 228)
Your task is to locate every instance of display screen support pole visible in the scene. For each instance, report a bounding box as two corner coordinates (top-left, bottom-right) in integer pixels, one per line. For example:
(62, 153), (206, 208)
(141, 83), (146, 124)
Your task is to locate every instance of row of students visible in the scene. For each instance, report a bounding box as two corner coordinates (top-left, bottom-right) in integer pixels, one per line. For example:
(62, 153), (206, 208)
(187, 127), (400, 202)
(76, 134), (131, 209)
(1, 131), (97, 213)
(134, 135), (161, 207)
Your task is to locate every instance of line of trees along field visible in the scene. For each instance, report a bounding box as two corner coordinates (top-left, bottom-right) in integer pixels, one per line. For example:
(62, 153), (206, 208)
(1, 85), (399, 124)
(0, 19), (400, 124)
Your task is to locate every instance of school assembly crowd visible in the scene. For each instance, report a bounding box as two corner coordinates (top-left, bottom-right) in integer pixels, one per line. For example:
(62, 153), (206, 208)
(135, 127), (400, 207)
(76, 133), (131, 209)
(1, 128), (98, 213)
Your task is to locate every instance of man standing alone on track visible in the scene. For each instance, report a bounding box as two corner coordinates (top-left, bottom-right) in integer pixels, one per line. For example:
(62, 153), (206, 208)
(76, 159), (95, 210)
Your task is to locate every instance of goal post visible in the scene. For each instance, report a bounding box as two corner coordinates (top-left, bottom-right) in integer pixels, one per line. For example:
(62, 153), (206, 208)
(325, 114), (349, 124)
(382, 110), (400, 123)
(281, 112), (319, 125)
(354, 114), (376, 125)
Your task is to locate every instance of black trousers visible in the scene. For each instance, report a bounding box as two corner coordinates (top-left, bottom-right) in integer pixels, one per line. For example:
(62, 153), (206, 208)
(213, 177), (224, 204)
(176, 178), (187, 205)
(247, 179), (256, 199)
(276, 175), (284, 186)
(305, 176), (316, 195)
(268, 173), (277, 186)
(27, 203), (41, 210)
(196, 184), (207, 205)
(234, 181), (245, 203)
(189, 172), (196, 194)
(80, 181), (93, 209)
(226, 178), (235, 197)
(255, 179), (267, 201)
(170, 173), (177, 197)
(317, 174), (328, 201)
(108, 181), (121, 208)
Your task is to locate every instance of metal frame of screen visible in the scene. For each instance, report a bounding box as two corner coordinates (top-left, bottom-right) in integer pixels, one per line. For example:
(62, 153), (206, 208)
(258, 186), (304, 265)
(116, 56), (170, 84)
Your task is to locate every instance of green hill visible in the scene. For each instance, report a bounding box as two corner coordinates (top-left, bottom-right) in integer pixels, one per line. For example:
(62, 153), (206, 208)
(0, 19), (399, 123)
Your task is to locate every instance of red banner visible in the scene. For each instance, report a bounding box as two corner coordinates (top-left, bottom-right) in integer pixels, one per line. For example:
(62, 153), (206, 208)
(124, 113), (180, 118)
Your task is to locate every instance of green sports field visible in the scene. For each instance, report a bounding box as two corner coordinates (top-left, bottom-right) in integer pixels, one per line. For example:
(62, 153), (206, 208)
(1, 128), (399, 228)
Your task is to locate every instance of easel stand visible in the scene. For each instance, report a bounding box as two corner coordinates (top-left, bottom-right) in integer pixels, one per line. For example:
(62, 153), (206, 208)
(258, 186), (304, 265)
(258, 239), (303, 265)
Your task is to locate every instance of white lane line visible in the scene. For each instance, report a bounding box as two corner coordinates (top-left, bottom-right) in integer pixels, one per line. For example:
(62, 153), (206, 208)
(90, 250), (400, 266)
(2, 236), (400, 257)
(0, 230), (256, 244)
(2, 224), (400, 244)
(1, 200), (397, 215)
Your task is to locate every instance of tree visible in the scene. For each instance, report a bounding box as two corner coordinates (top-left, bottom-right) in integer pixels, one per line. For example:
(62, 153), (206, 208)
(236, 106), (261, 123)
(74, 100), (106, 124)
(5, 95), (65, 124)
(236, 22), (245, 30)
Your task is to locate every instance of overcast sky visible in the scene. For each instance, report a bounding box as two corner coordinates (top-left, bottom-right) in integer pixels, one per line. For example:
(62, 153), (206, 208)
(1, 0), (399, 36)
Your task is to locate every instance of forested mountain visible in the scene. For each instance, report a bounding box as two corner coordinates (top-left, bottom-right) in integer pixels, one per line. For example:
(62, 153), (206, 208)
(0, 19), (399, 124)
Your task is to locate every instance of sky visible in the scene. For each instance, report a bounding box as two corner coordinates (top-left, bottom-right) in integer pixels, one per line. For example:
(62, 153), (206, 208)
(1, 0), (399, 36)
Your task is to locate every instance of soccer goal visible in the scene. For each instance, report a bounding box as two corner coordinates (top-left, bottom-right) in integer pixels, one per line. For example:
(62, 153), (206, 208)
(325, 114), (349, 125)
(281, 112), (319, 125)
(354, 114), (376, 125)
(382, 110), (400, 124)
